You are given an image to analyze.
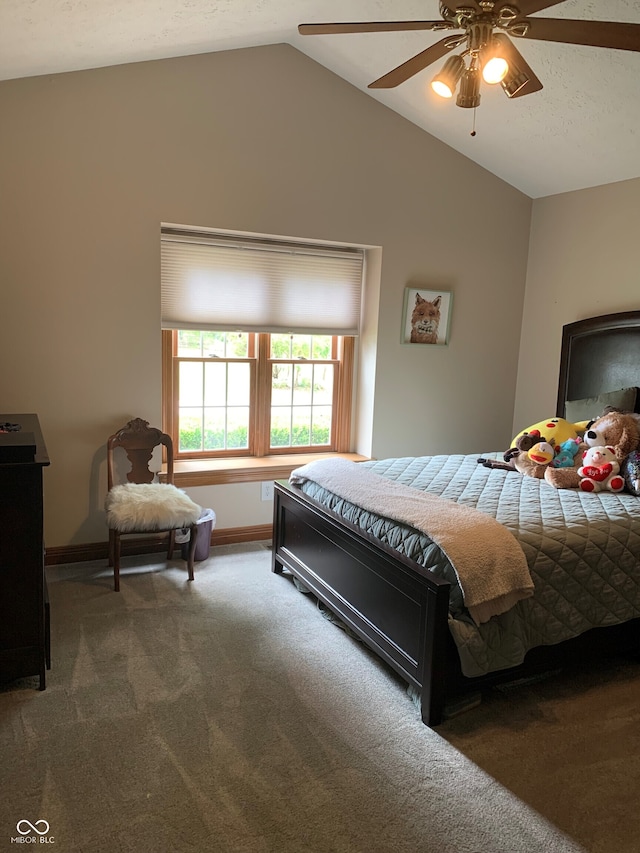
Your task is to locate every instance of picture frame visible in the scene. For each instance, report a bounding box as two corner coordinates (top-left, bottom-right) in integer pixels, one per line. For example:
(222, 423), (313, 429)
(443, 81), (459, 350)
(401, 288), (452, 346)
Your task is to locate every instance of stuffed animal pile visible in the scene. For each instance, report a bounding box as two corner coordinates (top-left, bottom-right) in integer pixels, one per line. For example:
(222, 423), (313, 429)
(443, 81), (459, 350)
(478, 418), (585, 478)
(479, 417), (585, 479)
(481, 409), (640, 493)
(546, 410), (640, 490)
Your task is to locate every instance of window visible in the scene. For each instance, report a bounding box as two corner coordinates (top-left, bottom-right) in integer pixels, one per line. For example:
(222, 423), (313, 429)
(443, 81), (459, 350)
(161, 227), (362, 461)
(172, 330), (253, 455)
(269, 333), (336, 450)
(163, 330), (354, 459)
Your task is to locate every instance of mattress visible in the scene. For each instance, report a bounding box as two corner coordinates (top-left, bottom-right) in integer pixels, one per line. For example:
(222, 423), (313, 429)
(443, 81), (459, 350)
(296, 454), (640, 677)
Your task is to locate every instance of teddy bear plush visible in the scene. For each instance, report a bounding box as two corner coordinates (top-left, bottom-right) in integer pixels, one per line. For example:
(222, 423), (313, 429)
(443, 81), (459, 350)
(545, 410), (640, 489)
(577, 446), (625, 493)
(582, 410), (640, 459)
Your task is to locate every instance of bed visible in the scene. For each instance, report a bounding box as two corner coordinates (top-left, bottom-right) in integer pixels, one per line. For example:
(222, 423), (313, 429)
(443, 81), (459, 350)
(271, 311), (640, 726)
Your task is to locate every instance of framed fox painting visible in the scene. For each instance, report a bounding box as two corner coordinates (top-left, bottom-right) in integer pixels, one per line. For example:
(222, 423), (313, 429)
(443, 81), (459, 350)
(401, 288), (452, 346)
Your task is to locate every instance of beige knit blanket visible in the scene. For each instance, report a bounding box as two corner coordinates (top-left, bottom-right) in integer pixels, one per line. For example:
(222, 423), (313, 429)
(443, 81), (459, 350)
(290, 458), (534, 625)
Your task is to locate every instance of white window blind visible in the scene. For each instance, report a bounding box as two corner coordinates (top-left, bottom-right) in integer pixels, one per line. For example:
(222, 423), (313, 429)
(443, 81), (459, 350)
(161, 228), (364, 335)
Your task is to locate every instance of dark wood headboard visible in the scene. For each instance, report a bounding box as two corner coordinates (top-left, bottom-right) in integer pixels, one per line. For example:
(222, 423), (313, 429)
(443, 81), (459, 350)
(556, 311), (640, 418)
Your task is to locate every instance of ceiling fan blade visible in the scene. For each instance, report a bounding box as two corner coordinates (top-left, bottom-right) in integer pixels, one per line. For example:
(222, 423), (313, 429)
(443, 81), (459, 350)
(367, 37), (457, 89)
(493, 33), (543, 98)
(298, 20), (449, 36)
(439, 1), (482, 11)
(519, 18), (640, 52)
(503, 1), (566, 17)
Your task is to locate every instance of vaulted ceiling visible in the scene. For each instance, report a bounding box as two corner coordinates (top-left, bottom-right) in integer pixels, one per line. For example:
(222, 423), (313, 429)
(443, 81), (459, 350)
(2, 1), (639, 198)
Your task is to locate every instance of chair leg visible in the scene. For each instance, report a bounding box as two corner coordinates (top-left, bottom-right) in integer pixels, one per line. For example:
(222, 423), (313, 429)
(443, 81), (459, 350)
(186, 523), (197, 582)
(113, 532), (121, 592)
(108, 528), (115, 567)
(167, 528), (176, 560)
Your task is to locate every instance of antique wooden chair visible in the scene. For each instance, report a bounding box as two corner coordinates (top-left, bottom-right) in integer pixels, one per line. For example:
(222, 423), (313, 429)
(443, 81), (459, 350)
(105, 418), (201, 591)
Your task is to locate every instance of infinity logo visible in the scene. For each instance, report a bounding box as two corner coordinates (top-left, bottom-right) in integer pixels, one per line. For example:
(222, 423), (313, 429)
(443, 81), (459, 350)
(16, 820), (50, 836)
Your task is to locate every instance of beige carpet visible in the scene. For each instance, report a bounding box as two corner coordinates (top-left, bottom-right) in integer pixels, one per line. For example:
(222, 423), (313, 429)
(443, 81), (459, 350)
(0, 543), (638, 852)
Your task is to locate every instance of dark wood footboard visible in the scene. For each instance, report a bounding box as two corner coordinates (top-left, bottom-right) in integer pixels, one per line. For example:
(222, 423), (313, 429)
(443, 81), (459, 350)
(271, 479), (640, 726)
(271, 479), (453, 725)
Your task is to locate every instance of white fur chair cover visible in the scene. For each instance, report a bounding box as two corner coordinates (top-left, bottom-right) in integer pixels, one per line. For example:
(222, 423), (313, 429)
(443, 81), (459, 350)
(105, 483), (201, 532)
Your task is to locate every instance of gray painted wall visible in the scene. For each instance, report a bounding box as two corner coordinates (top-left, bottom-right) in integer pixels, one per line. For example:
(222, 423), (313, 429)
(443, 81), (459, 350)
(516, 177), (640, 433)
(1, 44), (537, 547)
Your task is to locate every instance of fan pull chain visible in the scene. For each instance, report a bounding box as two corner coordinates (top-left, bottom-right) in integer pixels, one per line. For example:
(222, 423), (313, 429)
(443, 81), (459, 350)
(471, 107), (477, 137)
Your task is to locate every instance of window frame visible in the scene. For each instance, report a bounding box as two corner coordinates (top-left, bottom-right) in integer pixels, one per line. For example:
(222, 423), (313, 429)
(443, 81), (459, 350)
(162, 330), (354, 461)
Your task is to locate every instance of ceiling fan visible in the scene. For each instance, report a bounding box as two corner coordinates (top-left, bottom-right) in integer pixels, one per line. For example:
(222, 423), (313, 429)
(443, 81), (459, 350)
(298, 2), (640, 110)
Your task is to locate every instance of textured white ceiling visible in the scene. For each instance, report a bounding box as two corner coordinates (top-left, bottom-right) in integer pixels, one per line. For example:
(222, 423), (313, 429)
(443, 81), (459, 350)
(1, 0), (639, 198)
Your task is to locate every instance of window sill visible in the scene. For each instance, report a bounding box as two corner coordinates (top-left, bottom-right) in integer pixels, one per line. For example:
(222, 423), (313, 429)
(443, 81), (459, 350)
(161, 452), (369, 488)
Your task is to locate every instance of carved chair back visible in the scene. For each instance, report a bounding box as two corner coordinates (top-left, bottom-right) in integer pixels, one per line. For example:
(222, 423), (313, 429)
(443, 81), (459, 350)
(107, 418), (174, 490)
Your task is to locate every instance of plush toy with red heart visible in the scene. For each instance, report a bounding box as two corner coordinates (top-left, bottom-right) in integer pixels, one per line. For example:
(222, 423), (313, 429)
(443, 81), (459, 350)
(577, 446), (625, 493)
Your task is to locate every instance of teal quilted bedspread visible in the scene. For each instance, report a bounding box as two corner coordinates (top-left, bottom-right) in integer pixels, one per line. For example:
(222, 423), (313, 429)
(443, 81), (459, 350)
(297, 454), (640, 677)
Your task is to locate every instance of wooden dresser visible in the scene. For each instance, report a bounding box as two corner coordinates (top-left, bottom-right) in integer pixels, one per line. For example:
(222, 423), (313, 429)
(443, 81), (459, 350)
(0, 414), (50, 689)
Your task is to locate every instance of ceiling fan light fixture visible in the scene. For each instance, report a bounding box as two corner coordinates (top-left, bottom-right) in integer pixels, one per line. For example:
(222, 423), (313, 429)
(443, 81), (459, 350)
(501, 65), (530, 98)
(456, 66), (481, 108)
(482, 54), (509, 84)
(481, 35), (510, 84)
(482, 56), (509, 86)
(430, 53), (465, 98)
(300, 3), (640, 124)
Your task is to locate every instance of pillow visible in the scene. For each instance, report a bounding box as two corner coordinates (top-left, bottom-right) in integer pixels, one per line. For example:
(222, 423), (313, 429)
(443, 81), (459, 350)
(622, 450), (640, 496)
(565, 387), (638, 423)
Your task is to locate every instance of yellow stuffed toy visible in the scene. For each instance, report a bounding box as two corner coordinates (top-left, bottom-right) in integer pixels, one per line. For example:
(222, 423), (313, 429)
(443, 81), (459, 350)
(512, 416), (588, 448)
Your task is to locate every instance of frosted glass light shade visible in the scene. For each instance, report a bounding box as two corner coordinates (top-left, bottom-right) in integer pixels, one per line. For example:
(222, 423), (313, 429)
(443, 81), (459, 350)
(482, 55), (509, 84)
